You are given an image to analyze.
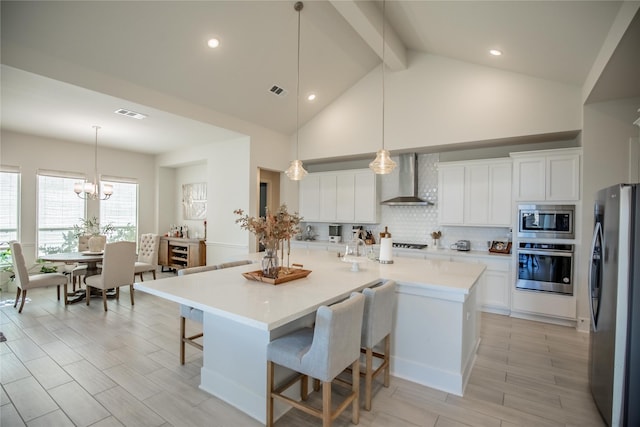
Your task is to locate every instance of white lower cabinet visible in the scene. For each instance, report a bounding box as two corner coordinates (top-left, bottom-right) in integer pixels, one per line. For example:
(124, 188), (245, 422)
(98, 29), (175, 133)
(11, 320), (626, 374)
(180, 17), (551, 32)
(511, 289), (576, 321)
(428, 251), (512, 314)
(477, 258), (511, 314)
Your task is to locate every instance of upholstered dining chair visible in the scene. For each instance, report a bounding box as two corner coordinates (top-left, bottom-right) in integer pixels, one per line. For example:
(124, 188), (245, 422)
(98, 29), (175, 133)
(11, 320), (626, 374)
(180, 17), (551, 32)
(266, 292), (365, 427)
(134, 233), (160, 281)
(177, 259), (254, 364)
(10, 241), (68, 313)
(85, 241), (136, 311)
(359, 279), (396, 410)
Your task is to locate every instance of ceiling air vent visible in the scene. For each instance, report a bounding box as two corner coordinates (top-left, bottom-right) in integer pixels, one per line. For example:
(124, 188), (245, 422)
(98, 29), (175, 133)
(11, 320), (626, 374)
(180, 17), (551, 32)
(268, 85), (288, 97)
(114, 108), (147, 120)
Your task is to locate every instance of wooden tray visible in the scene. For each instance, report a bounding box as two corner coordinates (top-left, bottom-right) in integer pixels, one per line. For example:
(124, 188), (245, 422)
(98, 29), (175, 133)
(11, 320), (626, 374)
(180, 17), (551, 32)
(242, 265), (311, 285)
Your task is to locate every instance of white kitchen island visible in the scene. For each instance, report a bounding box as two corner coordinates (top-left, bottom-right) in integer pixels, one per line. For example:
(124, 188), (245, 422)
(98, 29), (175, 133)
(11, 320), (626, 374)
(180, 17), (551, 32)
(135, 249), (484, 423)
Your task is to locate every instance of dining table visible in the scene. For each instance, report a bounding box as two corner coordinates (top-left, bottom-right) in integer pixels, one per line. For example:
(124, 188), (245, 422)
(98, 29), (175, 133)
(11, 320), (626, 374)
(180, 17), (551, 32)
(40, 251), (110, 304)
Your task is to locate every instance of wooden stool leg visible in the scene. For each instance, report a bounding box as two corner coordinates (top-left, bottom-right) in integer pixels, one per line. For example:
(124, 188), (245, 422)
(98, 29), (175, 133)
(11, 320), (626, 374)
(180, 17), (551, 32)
(352, 358), (360, 424)
(152, 270), (156, 280)
(365, 347), (373, 411)
(130, 285), (135, 305)
(322, 381), (331, 427)
(180, 317), (186, 365)
(301, 375), (308, 400)
(102, 289), (108, 311)
(384, 334), (391, 387)
(56, 285), (60, 301)
(14, 287), (21, 308)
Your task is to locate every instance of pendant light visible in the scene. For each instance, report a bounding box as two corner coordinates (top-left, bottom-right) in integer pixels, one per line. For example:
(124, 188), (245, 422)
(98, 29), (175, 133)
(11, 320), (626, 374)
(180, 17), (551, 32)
(285, 1), (308, 181)
(369, 0), (397, 175)
(74, 125), (113, 200)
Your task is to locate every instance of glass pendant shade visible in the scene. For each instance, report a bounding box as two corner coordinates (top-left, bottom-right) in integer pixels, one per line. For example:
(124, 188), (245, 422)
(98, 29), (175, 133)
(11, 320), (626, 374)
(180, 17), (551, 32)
(369, 149), (397, 174)
(287, 2), (307, 181)
(285, 159), (308, 180)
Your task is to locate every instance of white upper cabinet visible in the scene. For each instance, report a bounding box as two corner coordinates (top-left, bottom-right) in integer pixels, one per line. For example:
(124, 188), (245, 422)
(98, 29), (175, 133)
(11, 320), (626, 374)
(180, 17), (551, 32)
(438, 165), (465, 225)
(353, 170), (378, 223)
(319, 174), (337, 221)
(438, 159), (512, 227)
(511, 148), (581, 201)
(298, 169), (379, 224)
(336, 173), (355, 222)
(299, 174), (320, 222)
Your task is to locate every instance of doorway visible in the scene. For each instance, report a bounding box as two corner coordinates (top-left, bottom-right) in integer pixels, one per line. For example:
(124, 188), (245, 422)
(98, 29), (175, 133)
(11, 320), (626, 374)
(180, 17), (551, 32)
(257, 168), (281, 251)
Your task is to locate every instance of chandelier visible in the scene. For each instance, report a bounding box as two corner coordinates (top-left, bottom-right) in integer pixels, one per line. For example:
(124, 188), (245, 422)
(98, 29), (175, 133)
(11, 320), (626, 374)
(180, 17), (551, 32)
(74, 125), (113, 200)
(285, 1), (308, 181)
(369, 0), (397, 175)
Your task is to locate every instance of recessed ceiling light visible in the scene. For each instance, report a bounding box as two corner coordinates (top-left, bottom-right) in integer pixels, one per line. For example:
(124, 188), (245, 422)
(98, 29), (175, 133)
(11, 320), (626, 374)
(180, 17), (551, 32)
(306, 93), (316, 102)
(207, 38), (220, 48)
(489, 49), (503, 56)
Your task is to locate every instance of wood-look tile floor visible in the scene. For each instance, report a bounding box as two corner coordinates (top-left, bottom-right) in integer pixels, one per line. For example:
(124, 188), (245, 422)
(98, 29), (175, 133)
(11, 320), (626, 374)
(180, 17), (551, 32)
(0, 278), (605, 427)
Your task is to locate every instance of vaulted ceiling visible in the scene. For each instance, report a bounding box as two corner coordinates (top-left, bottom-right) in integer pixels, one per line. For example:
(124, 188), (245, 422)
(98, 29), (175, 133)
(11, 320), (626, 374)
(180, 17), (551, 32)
(1, 1), (637, 155)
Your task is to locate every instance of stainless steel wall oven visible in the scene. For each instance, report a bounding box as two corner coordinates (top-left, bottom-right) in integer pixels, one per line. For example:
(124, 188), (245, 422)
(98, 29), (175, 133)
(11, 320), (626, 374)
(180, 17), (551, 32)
(516, 242), (574, 295)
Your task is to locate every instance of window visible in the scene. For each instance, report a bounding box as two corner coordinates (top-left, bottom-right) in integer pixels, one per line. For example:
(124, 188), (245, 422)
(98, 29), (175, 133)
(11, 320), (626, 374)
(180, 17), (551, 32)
(100, 179), (138, 243)
(37, 172), (86, 256)
(0, 167), (20, 244)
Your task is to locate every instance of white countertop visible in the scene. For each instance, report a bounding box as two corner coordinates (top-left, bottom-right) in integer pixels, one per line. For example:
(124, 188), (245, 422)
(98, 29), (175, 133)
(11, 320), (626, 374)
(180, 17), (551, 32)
(292, 239), (512, 260)
(135, 249), (485, 331)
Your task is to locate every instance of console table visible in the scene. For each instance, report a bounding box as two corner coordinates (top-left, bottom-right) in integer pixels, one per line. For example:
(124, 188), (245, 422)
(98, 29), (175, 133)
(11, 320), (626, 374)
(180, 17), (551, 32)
(158, 237), (206, 271)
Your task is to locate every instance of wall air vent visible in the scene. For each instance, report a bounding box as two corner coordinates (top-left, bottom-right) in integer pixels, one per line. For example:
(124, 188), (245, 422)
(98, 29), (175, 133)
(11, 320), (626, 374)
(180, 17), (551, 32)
(114, 108), (148, 120)
(269, 85), (289, 97)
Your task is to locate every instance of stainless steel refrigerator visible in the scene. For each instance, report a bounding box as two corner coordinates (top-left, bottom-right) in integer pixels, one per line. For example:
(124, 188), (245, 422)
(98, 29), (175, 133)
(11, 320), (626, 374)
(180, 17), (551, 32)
(589, 184), (640, 426)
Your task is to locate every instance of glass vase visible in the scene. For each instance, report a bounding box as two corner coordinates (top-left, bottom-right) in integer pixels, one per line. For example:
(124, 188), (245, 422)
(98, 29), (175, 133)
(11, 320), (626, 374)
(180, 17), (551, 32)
(261, 240), (280, 279)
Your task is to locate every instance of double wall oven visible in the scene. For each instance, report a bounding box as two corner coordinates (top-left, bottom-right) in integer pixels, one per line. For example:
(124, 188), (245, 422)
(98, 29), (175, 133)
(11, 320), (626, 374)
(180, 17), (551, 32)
(516, 204), (575, 296)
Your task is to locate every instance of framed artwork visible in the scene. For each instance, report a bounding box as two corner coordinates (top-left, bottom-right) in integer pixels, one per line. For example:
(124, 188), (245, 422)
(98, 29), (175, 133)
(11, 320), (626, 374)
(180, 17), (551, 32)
(183, 182), (207, 220)
(489, 240), (512, 254)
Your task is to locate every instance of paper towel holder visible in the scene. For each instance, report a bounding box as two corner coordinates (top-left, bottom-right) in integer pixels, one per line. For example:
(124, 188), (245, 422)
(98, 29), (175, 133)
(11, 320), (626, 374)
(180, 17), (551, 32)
(379, 226), (394, 264)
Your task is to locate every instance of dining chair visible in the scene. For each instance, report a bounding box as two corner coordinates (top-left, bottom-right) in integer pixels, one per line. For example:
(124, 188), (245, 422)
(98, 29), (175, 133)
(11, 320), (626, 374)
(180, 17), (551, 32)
(177, 259), (254, 364)
(359, 279), (396, 410)
(266, 292), (365, 427)
(10, 241), (68, 313)
(134, 233), (160, 281)
(85, 241), (136, 311)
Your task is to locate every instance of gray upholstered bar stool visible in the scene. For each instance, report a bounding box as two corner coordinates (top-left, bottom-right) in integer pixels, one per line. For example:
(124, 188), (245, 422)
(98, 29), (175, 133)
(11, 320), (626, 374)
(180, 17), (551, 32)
(177, 265), (217, 365)
(359, 279), (396, 410)
(266, 292), (365, 427)
(177, 260), (254, 364)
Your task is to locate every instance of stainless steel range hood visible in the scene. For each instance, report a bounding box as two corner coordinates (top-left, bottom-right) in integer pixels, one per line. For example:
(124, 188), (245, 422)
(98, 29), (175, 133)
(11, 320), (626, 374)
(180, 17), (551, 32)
(380, 153), (433, 206)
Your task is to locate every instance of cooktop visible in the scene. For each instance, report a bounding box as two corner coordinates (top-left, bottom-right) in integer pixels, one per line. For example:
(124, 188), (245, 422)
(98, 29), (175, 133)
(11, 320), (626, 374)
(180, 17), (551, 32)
(392, 242), (428, 249)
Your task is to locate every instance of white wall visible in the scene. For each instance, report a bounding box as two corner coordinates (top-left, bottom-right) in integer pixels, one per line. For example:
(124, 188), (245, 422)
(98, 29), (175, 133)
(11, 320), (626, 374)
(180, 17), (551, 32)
(174, 162), (207, 238)
(0, 129), (156, 261)
(299, 52), (582, 161)
(157, 126), (292, 264)
(578, 97), (640, 327)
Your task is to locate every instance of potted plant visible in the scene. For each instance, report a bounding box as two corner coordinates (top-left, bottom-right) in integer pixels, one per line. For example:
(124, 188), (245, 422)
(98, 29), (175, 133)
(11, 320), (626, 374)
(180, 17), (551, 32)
(234, 205), (302, 279)
(73, 216), (115, 252)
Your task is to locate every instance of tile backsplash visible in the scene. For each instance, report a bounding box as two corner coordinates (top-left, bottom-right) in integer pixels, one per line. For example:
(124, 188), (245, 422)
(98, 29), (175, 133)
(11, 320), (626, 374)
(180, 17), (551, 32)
(303, 153), (511, 251)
